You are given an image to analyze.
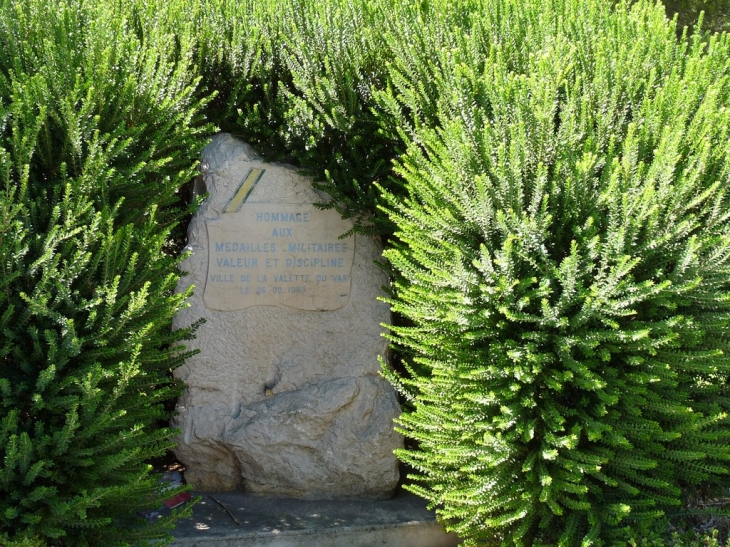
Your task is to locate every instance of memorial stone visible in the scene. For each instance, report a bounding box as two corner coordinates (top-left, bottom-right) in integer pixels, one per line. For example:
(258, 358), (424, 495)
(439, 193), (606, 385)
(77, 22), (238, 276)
(172, 134), (402, 499)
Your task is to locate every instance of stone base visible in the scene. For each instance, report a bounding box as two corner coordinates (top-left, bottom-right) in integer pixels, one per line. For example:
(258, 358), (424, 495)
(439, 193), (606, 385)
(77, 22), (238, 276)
(169, 490), (461, 547)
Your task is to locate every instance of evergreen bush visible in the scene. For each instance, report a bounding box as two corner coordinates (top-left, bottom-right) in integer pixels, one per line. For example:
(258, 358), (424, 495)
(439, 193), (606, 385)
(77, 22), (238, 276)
(380, 0), (730, 544)
(186, 0), (471, 236)
(0, 0), (212, 544)
(192, 0), (402, 235)
(661, 0), (730, 35)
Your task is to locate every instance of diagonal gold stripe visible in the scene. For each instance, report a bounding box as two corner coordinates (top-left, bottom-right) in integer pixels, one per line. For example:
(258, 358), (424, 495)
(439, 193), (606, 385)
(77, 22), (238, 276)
(224, 168), (265, 213)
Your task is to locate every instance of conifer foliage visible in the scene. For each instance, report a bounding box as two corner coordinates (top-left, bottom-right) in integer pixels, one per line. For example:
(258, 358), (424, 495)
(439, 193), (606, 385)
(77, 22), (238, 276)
(380, 0), (730, 545)
(192, 0), (401, 235)
(0, 0), (211, 544)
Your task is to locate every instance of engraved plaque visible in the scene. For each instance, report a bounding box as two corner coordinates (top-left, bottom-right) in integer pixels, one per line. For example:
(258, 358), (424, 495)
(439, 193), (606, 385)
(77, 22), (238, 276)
(203, 203), (355, 311)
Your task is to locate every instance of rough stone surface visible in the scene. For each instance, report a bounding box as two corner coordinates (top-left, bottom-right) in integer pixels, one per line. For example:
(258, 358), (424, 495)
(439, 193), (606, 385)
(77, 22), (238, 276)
(172, 133), (402, 499)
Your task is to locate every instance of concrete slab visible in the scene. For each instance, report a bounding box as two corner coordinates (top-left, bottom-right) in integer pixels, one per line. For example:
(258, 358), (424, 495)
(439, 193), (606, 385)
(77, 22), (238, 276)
(169, 489), (460, 547)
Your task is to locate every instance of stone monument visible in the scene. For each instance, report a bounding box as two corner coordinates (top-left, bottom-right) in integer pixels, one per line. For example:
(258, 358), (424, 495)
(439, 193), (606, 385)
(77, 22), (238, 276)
(172, 134), (402, 499)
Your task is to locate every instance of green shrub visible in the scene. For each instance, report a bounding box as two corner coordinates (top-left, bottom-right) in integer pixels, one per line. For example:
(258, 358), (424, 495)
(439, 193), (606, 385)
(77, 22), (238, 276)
(191, 0), (403, 235)
(632, 528), (730, 547)
(381, 0), (730, 545)
(661, 0), (730, 35)
(178, 0), (481, 236)
(0, 534), (48, 547)
(0, 0), (212, 544)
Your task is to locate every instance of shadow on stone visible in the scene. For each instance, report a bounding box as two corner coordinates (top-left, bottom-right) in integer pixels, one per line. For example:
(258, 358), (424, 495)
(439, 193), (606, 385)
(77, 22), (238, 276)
(170, 488), (460, 547)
